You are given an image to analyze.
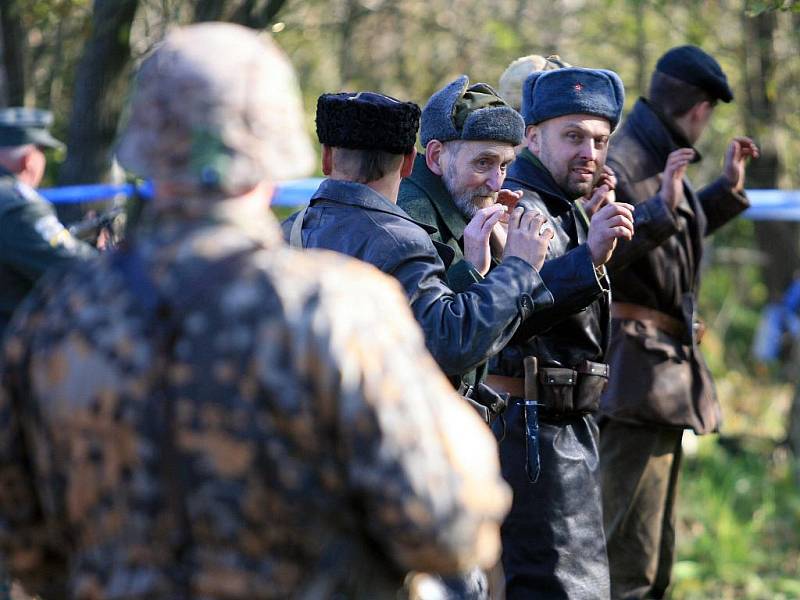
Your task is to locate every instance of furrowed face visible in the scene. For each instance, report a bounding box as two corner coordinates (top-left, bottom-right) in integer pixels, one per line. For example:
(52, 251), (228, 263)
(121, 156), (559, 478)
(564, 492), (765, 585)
(439, 140), (517, 219)
(528, 114), (611, 200)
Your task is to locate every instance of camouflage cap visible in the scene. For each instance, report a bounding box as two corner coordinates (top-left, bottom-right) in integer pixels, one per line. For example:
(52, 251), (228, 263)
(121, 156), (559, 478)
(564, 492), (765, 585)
(0, 107), (64, 149)
(498, 55), (571, 112)
(116, 22), (314, 195)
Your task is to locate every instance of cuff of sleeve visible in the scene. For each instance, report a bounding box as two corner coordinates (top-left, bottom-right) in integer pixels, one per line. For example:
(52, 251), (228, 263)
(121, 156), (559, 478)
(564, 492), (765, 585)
(447, 259), (484, 293)
(516, 267), (555, 320)
(706, 176), (750, 207)
(635, 194), (680, 238)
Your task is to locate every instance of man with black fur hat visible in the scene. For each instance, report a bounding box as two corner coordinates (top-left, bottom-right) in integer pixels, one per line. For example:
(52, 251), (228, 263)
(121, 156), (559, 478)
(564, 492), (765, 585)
(284, 90), (556, 399)
(598, 45), (758, 600)
(473, 67), (640, 599)
(0, 107), (94, 338)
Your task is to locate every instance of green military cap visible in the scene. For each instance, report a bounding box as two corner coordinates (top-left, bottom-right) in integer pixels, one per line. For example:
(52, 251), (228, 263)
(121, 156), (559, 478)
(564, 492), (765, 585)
(0, 107), (64, 149)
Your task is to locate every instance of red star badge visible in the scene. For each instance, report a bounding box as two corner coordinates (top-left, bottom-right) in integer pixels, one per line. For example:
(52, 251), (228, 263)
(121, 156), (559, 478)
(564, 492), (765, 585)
(574, 83), (583, 92)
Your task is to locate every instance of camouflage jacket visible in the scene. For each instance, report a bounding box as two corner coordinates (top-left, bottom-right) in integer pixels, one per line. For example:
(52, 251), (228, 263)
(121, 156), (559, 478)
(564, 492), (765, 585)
(0, 166), (95, 337)
(0, 197), (510, 599)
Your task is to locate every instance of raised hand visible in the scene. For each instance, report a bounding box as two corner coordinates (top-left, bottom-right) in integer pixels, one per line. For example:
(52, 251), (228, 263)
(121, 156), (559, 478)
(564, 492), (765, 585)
(582, 165), (617, 217)
(587, 202), (635, 266)
(659, 148), (695, 210)
(464, 204), (507, 276)
(503, 206), (554, 271)
(722, 137), (760, 193)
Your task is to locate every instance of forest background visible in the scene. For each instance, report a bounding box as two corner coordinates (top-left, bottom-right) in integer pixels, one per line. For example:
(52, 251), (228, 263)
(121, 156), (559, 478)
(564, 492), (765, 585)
(1, 0), (800, 597)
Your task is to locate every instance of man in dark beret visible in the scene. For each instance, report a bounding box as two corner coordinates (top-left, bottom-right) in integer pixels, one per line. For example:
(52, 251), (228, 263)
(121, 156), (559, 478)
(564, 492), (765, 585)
(0, 107), (95, 338)
(597, 45), (758, 599)
(461, 66), (640, 599)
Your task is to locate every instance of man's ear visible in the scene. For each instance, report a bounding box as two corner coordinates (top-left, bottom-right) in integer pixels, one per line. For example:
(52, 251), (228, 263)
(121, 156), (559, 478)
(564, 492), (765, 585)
(686, 100), (712, 125)
(526, 125), (541, 156)
(321, 145), (333, 176)
(425, 140), (445, 176)
(400, 150), (415, 178)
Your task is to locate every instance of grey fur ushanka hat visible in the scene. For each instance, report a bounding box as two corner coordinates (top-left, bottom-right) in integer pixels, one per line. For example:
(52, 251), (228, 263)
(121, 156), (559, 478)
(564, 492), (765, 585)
(420, 75), (524, 147)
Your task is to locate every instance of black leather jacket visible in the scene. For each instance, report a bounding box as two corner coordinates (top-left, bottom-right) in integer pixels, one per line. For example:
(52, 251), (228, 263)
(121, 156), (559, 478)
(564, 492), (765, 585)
(282, 178), (554, 383)
(494, 150), (609, 377)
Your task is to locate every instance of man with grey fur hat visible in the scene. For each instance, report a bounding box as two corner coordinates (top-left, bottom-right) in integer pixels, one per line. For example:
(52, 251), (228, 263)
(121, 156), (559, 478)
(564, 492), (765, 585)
(473, 66), (641, 599)
(598, 45), (758, 599)
(285, 86), (556, 399)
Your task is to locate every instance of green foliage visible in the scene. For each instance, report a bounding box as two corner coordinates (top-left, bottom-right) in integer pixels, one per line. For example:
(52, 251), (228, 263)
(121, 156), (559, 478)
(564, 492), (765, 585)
(745, 0), (800, 16)
(672, 434), (800, 599)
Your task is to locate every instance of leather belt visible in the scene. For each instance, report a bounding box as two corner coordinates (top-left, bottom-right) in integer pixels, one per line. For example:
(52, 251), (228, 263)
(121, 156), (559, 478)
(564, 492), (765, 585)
(611, 301), (685, 339)
(484, 374), (525, 398)
(485, 360), (609, 417)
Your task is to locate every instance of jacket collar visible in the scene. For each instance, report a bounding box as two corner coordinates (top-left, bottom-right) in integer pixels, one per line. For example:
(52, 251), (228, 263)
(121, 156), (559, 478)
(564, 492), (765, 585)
(406, 153), (469, 241)
(508, 148), (575, 214)
(311, 177), (436, 234)
(627, 98), (703, 164)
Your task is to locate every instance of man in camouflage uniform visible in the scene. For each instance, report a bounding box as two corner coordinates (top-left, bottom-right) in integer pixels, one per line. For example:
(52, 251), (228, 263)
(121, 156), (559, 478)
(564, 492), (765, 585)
(0, 108), (95, 337)
(0, 22), (511, 599)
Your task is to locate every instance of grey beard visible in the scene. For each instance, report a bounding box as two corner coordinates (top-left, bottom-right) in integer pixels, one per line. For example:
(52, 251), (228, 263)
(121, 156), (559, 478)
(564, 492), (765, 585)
(442, 173), (482, 220)
(451, 190), (479, 220)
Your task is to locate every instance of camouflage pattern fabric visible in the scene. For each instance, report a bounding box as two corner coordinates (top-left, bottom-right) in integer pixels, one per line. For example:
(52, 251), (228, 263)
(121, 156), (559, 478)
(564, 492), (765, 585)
(0, 201), (510, 599)
(116, 23), (315, 190)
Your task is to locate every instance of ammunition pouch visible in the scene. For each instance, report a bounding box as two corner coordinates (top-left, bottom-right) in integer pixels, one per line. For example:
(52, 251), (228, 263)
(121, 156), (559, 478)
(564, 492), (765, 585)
(538, 361), (608, 417)
(486, 360), (609, 419)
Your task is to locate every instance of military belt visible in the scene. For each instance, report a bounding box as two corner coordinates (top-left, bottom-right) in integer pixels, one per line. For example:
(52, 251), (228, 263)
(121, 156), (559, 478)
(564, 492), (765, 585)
(612, 301), (706, 344)
(485, 359), (609, 418)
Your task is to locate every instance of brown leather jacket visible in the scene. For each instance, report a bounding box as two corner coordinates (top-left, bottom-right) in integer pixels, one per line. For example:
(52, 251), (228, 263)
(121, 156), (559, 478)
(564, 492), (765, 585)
(599, 98), (749, 434)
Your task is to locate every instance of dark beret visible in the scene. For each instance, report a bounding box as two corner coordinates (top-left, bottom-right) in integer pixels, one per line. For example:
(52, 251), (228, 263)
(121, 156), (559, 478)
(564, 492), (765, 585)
(522, 67), (625, 130)
(0, 107), (63, 149)
(420, 75), (524, 147)
(656, 45), (733, 103)
(315, 92), (420, 155)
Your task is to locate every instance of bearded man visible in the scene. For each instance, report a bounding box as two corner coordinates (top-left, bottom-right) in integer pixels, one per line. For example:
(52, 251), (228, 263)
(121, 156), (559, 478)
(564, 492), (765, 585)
(285, 84), (555, 399)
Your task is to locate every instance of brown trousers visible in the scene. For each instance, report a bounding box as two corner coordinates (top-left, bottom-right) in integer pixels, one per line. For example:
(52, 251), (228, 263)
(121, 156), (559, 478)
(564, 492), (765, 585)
(599, 420), (683, 600)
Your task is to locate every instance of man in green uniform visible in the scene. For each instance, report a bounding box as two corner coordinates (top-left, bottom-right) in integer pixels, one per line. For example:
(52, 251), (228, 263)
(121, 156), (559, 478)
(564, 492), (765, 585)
(0, 108), (94, 337)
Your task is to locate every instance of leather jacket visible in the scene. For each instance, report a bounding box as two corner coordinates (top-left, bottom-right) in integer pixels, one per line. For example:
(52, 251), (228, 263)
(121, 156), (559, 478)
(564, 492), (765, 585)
(283, 178), (554, 385)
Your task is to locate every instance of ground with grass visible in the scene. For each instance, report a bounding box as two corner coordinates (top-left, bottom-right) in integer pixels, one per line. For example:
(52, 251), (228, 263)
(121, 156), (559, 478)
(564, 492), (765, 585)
(670, 373), (800, 599)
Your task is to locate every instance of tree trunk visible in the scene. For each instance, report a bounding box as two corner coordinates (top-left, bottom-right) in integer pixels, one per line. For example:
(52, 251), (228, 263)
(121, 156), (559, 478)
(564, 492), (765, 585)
(741, 10), (800, 457)
(740, 11), (790, 301)
(56, 0), (139, 224)
(0, 0), (26, 106)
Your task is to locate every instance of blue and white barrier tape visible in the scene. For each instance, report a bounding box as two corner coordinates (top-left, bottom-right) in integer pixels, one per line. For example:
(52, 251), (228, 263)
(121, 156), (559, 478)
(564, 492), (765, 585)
(38, 181), (800, 220)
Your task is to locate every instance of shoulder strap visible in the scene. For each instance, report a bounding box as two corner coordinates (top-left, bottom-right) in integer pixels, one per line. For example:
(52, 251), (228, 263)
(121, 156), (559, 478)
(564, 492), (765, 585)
(289, 206), (309, 248)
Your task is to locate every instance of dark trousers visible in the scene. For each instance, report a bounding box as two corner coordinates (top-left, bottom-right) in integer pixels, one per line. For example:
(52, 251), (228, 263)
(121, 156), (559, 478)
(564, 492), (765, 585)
(496, 402), (610, 600)
(599, 420), (683, 600)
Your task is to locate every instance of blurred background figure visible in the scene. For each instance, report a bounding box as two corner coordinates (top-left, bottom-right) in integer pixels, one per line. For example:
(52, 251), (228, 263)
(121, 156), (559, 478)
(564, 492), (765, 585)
(497, 54), (571, 112)
(0, 107), (94, 338)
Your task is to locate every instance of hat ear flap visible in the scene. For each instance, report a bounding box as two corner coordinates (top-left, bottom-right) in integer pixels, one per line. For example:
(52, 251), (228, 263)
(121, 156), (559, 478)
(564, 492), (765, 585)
(521, 71), (547, 125)
(602, 69), (626, 115)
